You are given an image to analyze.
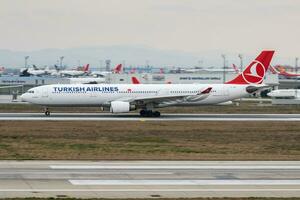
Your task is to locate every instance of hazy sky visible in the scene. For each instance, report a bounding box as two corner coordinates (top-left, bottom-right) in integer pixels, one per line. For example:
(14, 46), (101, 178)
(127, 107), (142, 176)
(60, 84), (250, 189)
(0, 0), (299, 57)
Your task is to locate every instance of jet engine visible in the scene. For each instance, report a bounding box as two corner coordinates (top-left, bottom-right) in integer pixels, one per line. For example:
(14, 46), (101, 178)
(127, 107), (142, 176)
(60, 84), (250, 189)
(110, 101), (135, 113)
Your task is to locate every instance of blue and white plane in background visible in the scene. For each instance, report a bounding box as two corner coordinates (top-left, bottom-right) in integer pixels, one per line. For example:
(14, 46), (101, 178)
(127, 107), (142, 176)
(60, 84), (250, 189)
(21, 51), (274, 117)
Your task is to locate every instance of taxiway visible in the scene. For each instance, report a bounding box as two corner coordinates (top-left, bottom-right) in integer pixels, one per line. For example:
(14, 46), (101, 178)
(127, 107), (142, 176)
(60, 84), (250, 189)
(0, 161), (299, 198)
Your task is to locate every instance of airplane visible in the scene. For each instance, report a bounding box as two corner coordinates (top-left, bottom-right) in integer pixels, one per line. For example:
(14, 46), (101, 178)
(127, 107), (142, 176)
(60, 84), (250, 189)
(269, 65), (300, 77)
(20, 65), (48, 76)
(55, 64), (90, 77)
(20, 50), (274, 117)
(268, 89), (300, 98)
(91, 64), (122, 77)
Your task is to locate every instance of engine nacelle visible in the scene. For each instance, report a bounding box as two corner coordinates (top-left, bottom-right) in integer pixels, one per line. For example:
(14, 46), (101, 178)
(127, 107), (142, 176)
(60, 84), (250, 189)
(110, 101), (135, 113)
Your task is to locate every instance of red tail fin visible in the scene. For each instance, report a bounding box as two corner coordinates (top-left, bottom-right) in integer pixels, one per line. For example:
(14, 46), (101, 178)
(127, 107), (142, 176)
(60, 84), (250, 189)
(226, 50), (275, 84)
(160, 68), (164, 74)
(113, 64), (122, 73)
(83, 64), (89, 72)
(131, 76), (140, 84)
(232, 64), (240, 74)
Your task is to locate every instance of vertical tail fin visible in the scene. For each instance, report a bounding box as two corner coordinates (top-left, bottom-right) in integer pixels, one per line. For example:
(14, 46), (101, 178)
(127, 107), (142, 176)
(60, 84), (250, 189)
(113, 64), (122, 73)
(232, 64), (240, 74)
(131, 76), (140, 84)
(32, 65), (38, 70)
(83, 64), (89, 72)
(226, 50), (275, 84)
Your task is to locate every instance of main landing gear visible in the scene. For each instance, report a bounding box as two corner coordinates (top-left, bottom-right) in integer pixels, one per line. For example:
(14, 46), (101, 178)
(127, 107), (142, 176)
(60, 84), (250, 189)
(140, 110), (161, 117)
(44, 108), (50, 116)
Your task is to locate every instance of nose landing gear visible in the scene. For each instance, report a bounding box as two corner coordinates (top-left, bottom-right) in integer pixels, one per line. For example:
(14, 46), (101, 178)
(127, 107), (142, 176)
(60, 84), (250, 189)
(44, 108), (50, 116)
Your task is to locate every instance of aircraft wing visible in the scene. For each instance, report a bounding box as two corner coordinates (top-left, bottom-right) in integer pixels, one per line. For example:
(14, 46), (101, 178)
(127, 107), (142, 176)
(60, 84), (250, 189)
(0, 85), (23, 89)
(114, 87), (212, 105)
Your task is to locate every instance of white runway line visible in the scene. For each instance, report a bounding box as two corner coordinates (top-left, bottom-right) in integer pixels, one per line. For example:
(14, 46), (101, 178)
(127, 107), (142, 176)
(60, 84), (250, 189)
(50, 165), (300, 170)
(2, 117), (300, 121)
(2, 113), (300, 121)
(69, 179), (300, 186)
(0, 189), (300, 192)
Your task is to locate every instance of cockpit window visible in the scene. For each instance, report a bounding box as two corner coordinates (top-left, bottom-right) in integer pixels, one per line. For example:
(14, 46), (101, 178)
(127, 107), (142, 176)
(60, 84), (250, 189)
(28, 91), (34, 94)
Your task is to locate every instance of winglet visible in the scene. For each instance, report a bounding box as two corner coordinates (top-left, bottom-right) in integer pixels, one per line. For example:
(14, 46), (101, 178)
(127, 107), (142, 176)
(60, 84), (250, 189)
(201, 87), (212, 94)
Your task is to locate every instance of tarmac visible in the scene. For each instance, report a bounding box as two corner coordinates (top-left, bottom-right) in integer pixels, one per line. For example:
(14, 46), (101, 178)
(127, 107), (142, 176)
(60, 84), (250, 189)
(1, 112), (300, 121)
(0, 161), (299, 198)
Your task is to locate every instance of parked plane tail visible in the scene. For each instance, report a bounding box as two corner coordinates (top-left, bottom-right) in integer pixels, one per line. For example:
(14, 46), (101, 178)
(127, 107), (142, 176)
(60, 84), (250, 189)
(131, 76), (140, 84)
(113, 64), (122, 73)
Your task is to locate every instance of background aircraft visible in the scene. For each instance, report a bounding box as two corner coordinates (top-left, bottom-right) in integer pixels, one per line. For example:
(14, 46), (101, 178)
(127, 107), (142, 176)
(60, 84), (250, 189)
(269, 65), (300, 77)
(0, 67), (5, 76)
(20, 65), (47, 76)
(91, 64), (122, 77)
(53, 64), (89, 77)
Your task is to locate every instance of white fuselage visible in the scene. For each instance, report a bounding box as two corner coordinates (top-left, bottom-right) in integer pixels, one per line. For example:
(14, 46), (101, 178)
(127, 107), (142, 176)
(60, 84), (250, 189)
(21, 84), (250, 107)
(28, 69), (47, 76)
(58, 70), (86, 77)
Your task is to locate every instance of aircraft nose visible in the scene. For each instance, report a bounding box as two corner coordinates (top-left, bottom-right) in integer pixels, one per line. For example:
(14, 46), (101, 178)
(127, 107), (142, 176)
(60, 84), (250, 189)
(20, 93), (28, 102)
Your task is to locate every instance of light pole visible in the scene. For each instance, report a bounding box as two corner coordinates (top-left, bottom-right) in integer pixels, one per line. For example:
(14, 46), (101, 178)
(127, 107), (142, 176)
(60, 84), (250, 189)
(296, 57), (299, 97)
(59, 56), (64, 68)
(238, 54), (243, 72)
(24, 56), (30, 68)
(221, 54), (226, 83)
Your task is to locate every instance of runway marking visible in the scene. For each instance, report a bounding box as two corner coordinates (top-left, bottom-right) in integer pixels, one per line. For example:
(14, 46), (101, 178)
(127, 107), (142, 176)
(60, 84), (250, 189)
(2, 117), (300, 121)
(0, 172), (174, 175)
(50, 165), (300, 170)
(2, 113), (300, 121)
(0, 189), (300, 192)
(69, 179), (300, 186)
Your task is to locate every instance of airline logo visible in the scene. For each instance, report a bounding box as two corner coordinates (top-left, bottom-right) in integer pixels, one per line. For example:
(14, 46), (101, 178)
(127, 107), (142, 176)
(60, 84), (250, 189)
(241, 60), (266, 84)
(53, 86), (119, 93)
(226, 50), (274, 84)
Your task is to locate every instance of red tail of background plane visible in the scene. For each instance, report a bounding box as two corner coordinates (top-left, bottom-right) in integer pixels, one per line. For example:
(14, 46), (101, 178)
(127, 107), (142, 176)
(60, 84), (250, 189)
(113, 64), (122, 73)
(83, 64), (89, 72)
(131, 76), (140, 84)
(226, 50), (275, 84)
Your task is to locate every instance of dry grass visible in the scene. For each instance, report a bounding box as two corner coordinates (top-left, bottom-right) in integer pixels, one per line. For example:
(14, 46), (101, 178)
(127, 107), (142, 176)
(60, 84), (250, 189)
(0, 121), (299, 160)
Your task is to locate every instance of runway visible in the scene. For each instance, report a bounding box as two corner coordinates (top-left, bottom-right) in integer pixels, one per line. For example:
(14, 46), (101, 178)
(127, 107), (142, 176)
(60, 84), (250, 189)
(0, 161), (299, 198)
(1, 112), (300, 121)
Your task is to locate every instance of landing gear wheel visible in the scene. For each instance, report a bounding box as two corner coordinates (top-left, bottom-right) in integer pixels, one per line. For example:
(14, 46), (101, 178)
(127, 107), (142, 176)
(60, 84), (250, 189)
(153, 111), (161, 117)
(140, 110), (146, 117)
(145, 110), (153, 117)
(45, 110), (50, 116)
(140, 110), (160, 117)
